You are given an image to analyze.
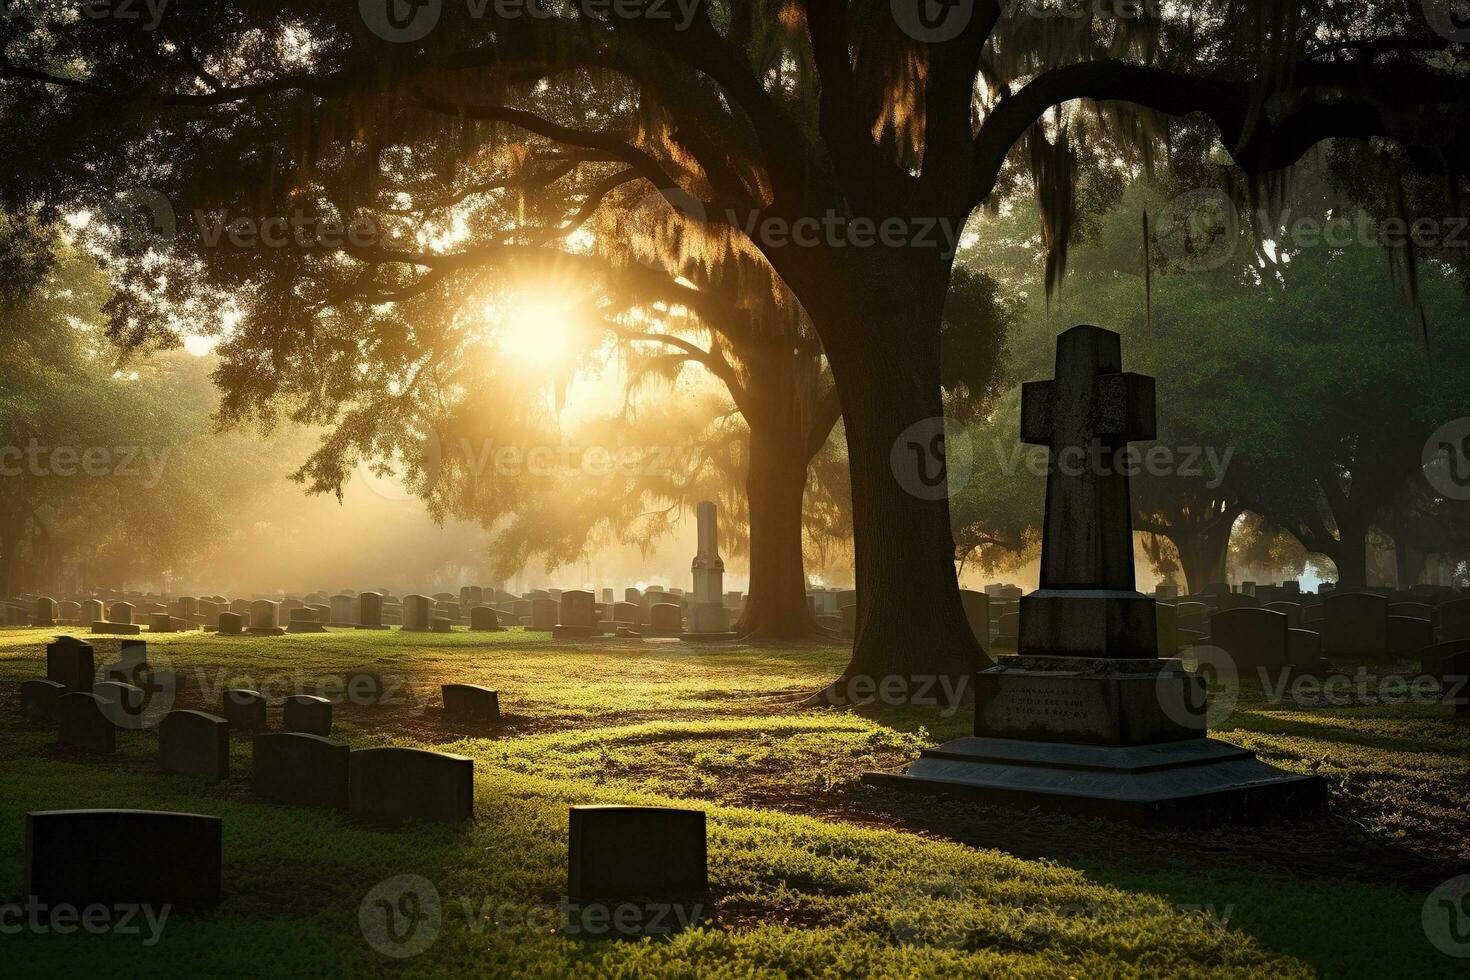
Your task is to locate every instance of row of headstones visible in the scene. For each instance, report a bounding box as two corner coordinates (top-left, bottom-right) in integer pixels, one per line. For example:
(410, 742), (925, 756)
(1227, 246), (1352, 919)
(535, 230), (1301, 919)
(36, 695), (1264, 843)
(23, 803), (710, 922)
(17, 642), (709, 914)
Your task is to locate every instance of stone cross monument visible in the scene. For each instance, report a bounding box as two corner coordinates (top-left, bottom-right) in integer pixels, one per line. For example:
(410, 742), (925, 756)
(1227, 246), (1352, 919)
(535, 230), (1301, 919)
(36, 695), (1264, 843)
(689, 500), (730, 635)
(869, 325), (1322, 820)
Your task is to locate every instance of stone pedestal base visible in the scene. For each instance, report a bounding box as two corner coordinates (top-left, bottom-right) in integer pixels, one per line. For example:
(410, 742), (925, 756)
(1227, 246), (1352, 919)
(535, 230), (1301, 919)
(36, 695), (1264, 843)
(975, 656), (1205, 746)
(688, 602), (729, 634)
(865, 736), (1325, 822)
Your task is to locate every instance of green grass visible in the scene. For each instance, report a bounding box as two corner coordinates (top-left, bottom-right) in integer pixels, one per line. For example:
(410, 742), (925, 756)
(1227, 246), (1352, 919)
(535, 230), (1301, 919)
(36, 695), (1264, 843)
(0, 627), (1465, 978)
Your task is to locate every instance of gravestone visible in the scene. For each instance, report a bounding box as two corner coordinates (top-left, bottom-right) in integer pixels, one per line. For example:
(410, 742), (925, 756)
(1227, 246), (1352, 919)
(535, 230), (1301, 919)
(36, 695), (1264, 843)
(529, 598), (558, 631)
(1439, 597), (1470, 642)
(357, 591), (388, 629)
(568, 805), (707, 901)
(1388, 602), (1433, 622)
(1388, 615), (1433, 658)
(55, 600), (80, 623)
(1176, 601), (1210, 635)
(220, 688), (268, 733)
(288, 607), (327, 634)
(21, 679), (66, 722)
(461, 586), (484, 609)
(554, 590), (598, 640)
(647, 603), (684, 637)
(252, 733), (350, 810)
(602, 588), (615, 605)
(348, 747), (474, 825)
(438, 600), (462, 622)
(158, 710), (230, 780)
(870, 325), (1321, 819)
(959, 589), (990, 647)
(46, 636), (94, 691)
(329, 594), (355, 626)
(402, 594), (433, 632)
(431, 616), (454, 633)
(149, 612), (174, 633)
(1287, 628), (1326, 673)
(839, 604), (857, 638)
(1208, 608), (1290, 672)
(1322, 593), (1391, 661)
(109, 601), (134, 625)
(197, 599), (222, 628)
(80, 599), (104, 625)
(469, 606), (503, 631)
(688, 500), (731, 635)
(248, 599), (285, 637)
(32, 596), (56, 627)
(58, 693), (115, 753)
(443, 684), (500, 723)
(1263, 601), (1303, 629)
(218, 612), (244, 635)
(92, 600), (141, 635)
(625, 587), (642, 603)
(25, 809), (222, 905)
(283, 694), (332, 736)
(613, 601), (642, 627)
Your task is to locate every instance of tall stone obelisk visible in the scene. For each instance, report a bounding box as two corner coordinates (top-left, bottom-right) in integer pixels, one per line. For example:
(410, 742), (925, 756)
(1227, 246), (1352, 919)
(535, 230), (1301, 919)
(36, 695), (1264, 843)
(689, 501), (729, 634)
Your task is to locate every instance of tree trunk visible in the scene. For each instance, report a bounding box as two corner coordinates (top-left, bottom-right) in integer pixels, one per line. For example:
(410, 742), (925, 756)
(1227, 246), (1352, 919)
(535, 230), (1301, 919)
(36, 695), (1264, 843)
(735, 422), (824, 640)
(1329, 522), (1370, 590)
(1169, 509), (1241, 594)
(808, 309), (985, 706)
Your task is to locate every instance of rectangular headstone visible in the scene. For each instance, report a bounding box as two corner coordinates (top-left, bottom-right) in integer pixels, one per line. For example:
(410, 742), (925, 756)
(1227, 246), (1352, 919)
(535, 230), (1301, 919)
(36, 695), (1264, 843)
(159, 710), (230, 780)
(252, 733), (350, 810)
(442, 684), (500, 723)
(283, 694), (332, 736)
(58, 692), (115, 753)
(46, 637), (94, 692)
(25, 809), (222, 905)
(348, 747), (474, 825)
(220, 689), (267, 733)
(568, 805), (708, 901)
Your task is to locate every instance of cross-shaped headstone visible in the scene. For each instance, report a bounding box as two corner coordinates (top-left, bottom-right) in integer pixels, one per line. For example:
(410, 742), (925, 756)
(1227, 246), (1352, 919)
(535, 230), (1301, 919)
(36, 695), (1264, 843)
(1021, 325), (1155, 592)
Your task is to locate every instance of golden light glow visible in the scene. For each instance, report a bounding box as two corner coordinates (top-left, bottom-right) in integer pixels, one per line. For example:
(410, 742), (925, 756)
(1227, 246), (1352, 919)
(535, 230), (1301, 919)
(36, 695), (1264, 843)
(489, 295), (576, 366)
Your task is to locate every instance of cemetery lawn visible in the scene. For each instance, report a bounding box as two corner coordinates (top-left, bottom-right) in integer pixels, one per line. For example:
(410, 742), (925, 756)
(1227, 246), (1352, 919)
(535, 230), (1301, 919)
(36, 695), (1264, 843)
(1, 629), (1466, 979)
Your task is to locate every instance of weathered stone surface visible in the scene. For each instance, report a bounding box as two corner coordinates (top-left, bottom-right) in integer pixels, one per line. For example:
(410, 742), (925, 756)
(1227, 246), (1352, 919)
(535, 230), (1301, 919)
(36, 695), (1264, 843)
(1208, 608), (1290, 671)
(25, 809), (222, 905)
(21, 679), (66, 723)
(568, 805), (708, 901)
(1388, 615), (1433, 658)
(442, 684), (500, 723)
(357, 591), (389, 629)
(251, 732), (350, 810)
(647, 603), (684, 636)
(401, 594), (432, 631)
(973, 657), (1205, 746)
(1322, 592), (1390, 660)
(529, 598), (558, 630)
(218, 612), (244, 635)
(58, 693), (114, 753)
(46, 636), (94, 692)
(348, 747), (474, 825)
(220, 688), (268, 733)
(159, 710), (230, 780)
(283, 694), (332, 736)
(469, 606), (503, 631)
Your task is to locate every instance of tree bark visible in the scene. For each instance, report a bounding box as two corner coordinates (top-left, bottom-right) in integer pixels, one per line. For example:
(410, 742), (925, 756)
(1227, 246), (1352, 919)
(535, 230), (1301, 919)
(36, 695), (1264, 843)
(735, 422), (824, 640)
(1168, 509), (1241, 595)
(807, 301), (986, 706)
